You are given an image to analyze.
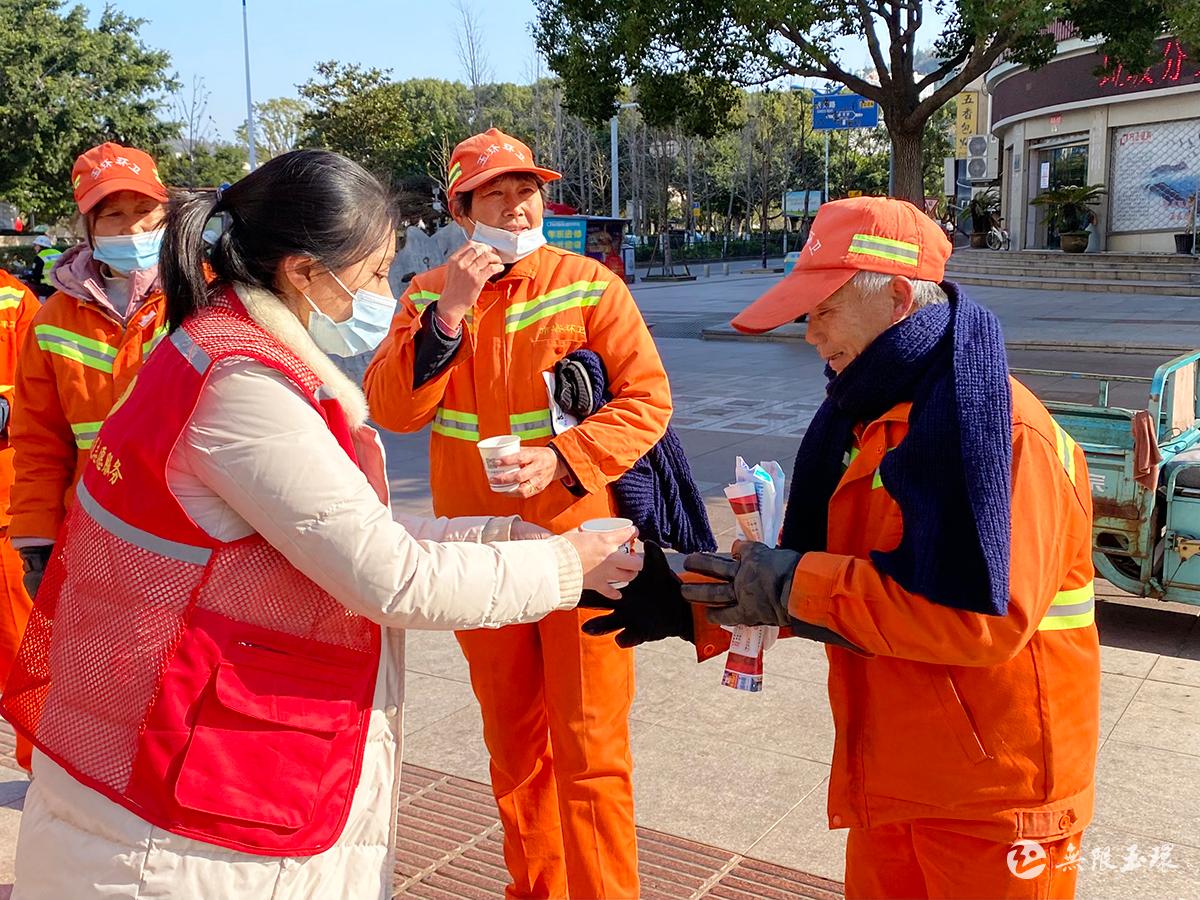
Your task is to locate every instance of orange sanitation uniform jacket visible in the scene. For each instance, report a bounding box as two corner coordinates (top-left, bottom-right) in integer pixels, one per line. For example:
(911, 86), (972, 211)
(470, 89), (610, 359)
(366, 244), (671, 899)
(0, 271), (42, 769)
(9, 283), (167, 542)
(775, 378), (1098, 898)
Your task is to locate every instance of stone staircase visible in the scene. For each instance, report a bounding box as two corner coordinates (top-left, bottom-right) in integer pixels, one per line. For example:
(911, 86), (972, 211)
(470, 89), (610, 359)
(945, 249), (1200, 296)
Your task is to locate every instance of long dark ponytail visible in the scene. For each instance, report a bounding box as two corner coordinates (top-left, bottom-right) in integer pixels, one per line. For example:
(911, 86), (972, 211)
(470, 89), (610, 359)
(160, 149), (398, 330)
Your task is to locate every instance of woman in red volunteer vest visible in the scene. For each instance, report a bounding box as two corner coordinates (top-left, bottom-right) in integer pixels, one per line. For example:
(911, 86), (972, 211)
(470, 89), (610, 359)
(1, 150), (640, 900)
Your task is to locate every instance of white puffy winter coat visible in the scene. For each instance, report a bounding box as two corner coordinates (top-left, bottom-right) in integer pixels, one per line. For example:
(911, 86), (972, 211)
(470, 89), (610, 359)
(12, 284), (582, 899)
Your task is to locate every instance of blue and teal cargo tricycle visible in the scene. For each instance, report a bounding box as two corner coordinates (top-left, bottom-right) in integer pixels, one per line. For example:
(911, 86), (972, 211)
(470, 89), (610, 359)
(1014, 351), (1200, 604)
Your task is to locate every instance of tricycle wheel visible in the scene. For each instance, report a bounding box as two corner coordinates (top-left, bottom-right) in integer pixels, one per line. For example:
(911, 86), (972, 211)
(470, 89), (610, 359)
(1104, 553), (1143, 582)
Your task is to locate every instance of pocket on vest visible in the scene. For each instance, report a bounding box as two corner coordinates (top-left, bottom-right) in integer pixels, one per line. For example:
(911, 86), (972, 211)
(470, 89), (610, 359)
(174, 657), (360, 830)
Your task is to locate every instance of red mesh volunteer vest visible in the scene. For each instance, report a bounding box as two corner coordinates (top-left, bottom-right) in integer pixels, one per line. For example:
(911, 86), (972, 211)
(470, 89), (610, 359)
(1, 288), (382, 856)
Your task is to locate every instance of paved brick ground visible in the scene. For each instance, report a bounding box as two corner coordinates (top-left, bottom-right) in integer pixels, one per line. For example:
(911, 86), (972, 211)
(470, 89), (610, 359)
(391, 763), (843, 899)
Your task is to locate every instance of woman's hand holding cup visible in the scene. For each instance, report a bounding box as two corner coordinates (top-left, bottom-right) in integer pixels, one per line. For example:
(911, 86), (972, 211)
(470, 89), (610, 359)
(564, 524), (642, 600)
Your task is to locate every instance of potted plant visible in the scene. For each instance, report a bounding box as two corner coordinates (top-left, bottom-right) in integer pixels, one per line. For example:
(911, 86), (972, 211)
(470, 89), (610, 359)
(967, 189), (1000, 249)
(1030, 183), (1107, 253)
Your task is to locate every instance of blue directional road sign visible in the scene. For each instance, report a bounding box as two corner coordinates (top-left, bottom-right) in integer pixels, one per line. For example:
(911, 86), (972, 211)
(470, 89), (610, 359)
(812, 94), (879, 131)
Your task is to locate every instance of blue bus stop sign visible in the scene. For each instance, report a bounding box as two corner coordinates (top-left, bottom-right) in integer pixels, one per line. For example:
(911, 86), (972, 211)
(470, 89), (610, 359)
(812, 94), (879, 131)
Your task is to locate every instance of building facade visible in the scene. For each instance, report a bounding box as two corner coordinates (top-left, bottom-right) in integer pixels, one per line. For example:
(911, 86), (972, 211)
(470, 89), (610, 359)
(987, 31), (1200, 252)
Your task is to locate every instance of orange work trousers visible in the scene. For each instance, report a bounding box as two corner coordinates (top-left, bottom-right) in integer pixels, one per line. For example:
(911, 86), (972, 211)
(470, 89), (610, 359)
(846, 822), (1084, 899)
(456, 606), (638, 900)
(0, 537), (31, 770)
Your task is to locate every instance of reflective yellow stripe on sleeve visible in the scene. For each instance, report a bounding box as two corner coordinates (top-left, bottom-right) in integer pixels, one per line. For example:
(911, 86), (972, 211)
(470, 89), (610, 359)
(1050, 418), (1078, 486)
(510, 410), (554, 440)
(34, 324), (118, 373)
(409, 291), (440, 313)
(431, 408), (480, 441)
(142, 324), (169, 356)
(1037, 581), (1095, 631)
(70, 420), (105, 451)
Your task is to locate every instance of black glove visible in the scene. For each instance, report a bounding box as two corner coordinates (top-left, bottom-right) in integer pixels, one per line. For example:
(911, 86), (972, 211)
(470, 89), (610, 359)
(19, 545), (53, 600)
(580, 542), (693, 648)
(553, 358), (597, 419)
(682, 542), (800, 626)
(683, 542), (865, 653)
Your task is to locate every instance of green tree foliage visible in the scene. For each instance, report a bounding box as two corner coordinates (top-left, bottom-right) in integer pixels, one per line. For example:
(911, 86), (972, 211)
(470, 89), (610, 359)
(0, 0), (179, 222)
(1066, 0), (1200, 73)
(532, 0), (1200, 204)
(295, 63), (944, 237)
(159, 143), (248, 189)
(299, 62), (419, 187)
(235, 97), (309, 162)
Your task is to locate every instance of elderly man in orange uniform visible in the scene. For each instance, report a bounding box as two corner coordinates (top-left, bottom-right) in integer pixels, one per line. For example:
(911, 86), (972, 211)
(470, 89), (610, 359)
(597, 197), (1100, 899)
(365, 129), (671, 899)
(0, 268), (40, 769)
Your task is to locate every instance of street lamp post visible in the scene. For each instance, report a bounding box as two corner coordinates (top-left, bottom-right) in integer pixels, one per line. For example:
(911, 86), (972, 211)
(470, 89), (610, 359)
(242, 0), (258, 171)
(610, 102), (639, 218)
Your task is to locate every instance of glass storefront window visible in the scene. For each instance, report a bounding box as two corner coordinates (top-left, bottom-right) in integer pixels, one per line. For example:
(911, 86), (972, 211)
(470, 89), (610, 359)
(1033, 145), (1090, 248)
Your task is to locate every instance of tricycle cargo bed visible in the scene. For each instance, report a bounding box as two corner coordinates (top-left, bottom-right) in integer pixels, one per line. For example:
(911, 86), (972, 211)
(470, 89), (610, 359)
(1013, 351), (1200, 603)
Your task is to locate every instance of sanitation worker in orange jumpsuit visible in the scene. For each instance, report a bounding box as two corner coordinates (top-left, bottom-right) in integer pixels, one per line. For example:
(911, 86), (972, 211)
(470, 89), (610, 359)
(0, 270), (38, 769)
(9, 143), (170, 601)
(590, 197), (1101, 899)
(365, 129), (671, 899)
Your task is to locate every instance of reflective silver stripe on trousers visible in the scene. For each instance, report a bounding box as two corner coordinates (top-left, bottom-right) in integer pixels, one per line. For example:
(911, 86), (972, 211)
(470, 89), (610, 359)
(171, 328), (212, 374)
(76, 481), (213, 565)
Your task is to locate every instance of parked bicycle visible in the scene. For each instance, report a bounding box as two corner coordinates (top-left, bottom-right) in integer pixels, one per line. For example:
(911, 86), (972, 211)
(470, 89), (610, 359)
(986, 215), (1011, 251)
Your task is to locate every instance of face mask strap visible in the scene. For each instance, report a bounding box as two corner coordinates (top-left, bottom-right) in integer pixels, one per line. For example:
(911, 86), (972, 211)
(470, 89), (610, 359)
(327, 269), (357, 301)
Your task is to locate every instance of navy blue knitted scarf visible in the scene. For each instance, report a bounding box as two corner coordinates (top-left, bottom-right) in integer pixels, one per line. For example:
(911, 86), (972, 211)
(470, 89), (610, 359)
(778, 283), (1013, 615)
(558, 351), (717, 554)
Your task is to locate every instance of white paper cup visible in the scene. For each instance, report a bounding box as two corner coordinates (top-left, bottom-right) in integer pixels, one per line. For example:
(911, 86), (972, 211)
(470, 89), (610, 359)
(477, 435), (521, 493)
(580, 517), (636, 588)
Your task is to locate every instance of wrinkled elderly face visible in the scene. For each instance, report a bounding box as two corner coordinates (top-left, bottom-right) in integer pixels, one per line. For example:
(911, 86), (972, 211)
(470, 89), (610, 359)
(804, 276), (915, 374)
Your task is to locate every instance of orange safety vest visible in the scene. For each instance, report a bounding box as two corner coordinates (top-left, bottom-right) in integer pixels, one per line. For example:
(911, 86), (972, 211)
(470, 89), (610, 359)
(0, 271), (39, 528)
(1, 290), (381, 855)
(696, 377), (1099, 842)
(365, 244), (671, 530)
(9, 285), (168, 540)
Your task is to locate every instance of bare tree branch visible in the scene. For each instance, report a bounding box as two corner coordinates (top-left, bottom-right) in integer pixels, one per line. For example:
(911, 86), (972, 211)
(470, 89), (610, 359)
(902, 0), (921, 66)
(855, 0), (892, 88)
(774, 23), (884, 100)
(883, 3), (907, 97)
(903, 0), (922, 39)
(909, 35), (1012, 128)
(454, 0), (492, 125)
(174, 76), (215, 185)
(915, 44), (973, 93)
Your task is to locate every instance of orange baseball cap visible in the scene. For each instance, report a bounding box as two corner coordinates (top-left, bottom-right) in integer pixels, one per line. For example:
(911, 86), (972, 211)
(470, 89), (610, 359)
(71, 142), (169, 214)
(446, 128), (561, 200)
(732, 196), (953, 334)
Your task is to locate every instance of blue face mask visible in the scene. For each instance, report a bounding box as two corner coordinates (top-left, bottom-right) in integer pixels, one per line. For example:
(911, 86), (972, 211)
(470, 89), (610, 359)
(92, 228), (165, 275)
(305, 271), (397, 358)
